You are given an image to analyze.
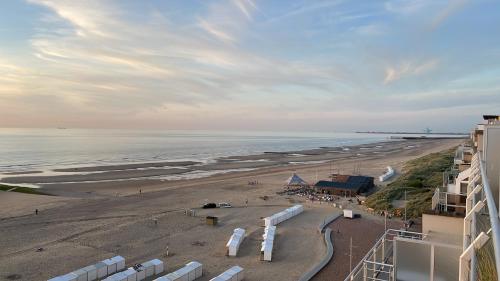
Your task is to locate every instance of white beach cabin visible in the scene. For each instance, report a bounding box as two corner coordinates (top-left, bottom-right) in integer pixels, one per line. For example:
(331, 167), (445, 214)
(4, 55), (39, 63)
(226, 228), (246, 257)
(263, 205), (304, 227)
(153, 261), (202, 281)
(261, 225), (276, 261)
(379, 166), (395, 182)
(209, 266), (244, 281)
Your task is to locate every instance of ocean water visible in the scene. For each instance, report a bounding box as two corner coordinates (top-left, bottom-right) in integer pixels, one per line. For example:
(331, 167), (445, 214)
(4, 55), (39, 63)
(0, 128), (391, 174)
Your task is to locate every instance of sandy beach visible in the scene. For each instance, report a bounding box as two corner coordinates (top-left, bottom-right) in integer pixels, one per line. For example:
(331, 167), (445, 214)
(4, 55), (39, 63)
(0, 138), (462, 281)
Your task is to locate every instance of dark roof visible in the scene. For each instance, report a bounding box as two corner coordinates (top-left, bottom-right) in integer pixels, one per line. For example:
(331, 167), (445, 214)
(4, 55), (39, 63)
(483, 115), (499, 120)
(314, 175), (373, 191)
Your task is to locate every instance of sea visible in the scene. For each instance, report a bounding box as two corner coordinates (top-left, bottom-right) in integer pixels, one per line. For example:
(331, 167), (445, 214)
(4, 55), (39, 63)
(0, 128), (392, 175)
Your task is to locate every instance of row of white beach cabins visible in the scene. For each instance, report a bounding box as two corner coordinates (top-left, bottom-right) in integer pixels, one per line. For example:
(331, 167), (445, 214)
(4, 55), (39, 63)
(48, 204), (304, 281)
(226, 205), (303, 261)
(48, 258), (242, 281)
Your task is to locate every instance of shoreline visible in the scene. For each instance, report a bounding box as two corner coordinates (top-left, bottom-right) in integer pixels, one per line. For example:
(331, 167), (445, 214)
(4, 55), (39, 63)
(1, 138), (433, 189)
(0, 138), (463, 281)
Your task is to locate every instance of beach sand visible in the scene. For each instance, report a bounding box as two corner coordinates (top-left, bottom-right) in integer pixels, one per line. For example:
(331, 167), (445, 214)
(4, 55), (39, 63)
(0, 138), (462, 281)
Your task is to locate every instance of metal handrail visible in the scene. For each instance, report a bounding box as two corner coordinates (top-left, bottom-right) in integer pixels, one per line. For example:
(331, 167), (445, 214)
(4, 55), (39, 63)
(343, 229), (424, 281)
(478, 153), (500, 281)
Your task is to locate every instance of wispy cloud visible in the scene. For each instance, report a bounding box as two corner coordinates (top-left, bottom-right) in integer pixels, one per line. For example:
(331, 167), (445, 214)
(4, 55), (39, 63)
(232, 0), (257, 20)
(0, 0), (497, 131)
(384, 0), (432, 15)
(384, 59), (439, 84)
(198, 19), (236, 43)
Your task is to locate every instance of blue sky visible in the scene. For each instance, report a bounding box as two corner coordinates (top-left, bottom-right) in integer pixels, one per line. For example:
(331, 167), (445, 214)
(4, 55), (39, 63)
(0, 0), (499, 132)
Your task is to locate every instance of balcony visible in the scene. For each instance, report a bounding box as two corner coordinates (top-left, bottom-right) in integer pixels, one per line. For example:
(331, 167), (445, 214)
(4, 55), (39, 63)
(344, 152), (500, 281)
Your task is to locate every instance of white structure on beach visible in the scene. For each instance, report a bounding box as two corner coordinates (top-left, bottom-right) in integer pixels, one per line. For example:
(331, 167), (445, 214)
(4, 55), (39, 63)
(48, 256), (126, 281)
(264, 204), (304, 227)
(378, 166), (395, 182)
(226, 228), (246, 257)
(285, 173), (308, 188)
(261, 225), (276, 261)
(102, 258), (164, 281)
(154, 261), (202, 281)
(209, 266), (244, 281)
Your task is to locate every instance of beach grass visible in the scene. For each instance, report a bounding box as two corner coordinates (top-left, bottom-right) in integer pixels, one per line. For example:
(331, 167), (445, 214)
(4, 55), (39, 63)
(0, 184), (51, 195)
(365, 148), (455, 218)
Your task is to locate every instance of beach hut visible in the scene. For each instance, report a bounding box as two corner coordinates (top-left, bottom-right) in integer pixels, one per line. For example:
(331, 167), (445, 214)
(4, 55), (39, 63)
(47, 273), (79, 281)
(47, 256), (126, 281)
(263, 205), (303, 227)
(141, 259), (164, 277)
(226, 228), (246, 257)
(111, 256), (126, 271)
(122, 268), (137, 281)
(379, 166), (395, 182)
(186, 262), (203, 279)
(95, 262), (109, 279)
(134, 266), (146, 281)
(70, 269), (87, 281)
(153, 261), (202, 281)
(209, 266), (244, 281)
(285, 173), (308, 189)
(103, 259), (117, 275)
(81, 265), (97, 281)
(261, 225), (276, 261)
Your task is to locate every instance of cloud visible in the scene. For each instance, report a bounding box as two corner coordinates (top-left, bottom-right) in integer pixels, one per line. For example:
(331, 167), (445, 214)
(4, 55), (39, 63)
(232, 0), (257, 20)
(198, 19), (235, 43)
(384, 0), (432, 14)
(264, 1), (343, 23)
(0, 0), (497, 131)
(384, 59), (439, 84)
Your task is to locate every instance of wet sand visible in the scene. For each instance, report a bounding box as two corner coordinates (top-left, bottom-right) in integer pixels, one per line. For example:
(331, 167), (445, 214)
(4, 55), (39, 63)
(1, 138), (460, 189)
(0, 138), (462, 281)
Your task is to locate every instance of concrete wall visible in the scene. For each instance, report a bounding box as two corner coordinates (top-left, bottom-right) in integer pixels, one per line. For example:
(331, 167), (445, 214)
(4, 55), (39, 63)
(422, 213), (464, 237)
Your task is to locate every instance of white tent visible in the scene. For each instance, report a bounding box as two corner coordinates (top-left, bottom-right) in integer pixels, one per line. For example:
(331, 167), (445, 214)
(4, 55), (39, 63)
(285, 173), (308, 188)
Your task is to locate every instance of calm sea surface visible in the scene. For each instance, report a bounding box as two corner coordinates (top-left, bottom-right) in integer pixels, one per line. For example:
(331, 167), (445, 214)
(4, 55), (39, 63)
(0, 128), (392, 173)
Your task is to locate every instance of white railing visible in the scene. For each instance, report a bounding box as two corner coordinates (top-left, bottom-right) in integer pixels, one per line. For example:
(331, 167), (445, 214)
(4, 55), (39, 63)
(343, 229), (426, 281)
(460, 153), (500, 281)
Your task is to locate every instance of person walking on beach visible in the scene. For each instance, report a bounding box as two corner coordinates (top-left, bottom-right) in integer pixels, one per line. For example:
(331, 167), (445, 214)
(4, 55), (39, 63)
(35, 209), (38, 215)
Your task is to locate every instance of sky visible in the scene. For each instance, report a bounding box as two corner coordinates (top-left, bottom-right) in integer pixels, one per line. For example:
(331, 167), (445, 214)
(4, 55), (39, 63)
(0, 0), (499, 132)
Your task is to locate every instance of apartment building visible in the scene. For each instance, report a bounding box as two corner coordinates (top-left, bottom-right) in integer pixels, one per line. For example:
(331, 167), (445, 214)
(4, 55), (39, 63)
(344, 115), (500, 281)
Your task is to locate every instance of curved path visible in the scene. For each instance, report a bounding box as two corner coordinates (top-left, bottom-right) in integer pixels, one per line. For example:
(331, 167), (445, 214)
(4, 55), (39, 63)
(298, 213), (340, 281)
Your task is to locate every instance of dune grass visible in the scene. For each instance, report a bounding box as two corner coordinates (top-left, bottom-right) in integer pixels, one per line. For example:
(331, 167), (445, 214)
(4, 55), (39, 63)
(0, 184), (51, 195)
(365, 148), (455, 218)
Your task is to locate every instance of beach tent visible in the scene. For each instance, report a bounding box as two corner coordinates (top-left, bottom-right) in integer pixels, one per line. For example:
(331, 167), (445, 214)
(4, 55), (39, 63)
(285, 173), (308, 188)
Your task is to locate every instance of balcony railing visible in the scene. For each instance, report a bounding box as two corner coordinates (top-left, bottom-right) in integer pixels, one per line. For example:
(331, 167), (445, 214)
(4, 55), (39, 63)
(343, 152), (500, 281)
(460, 153), (500, 281)
(343, 229), (426, 281)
